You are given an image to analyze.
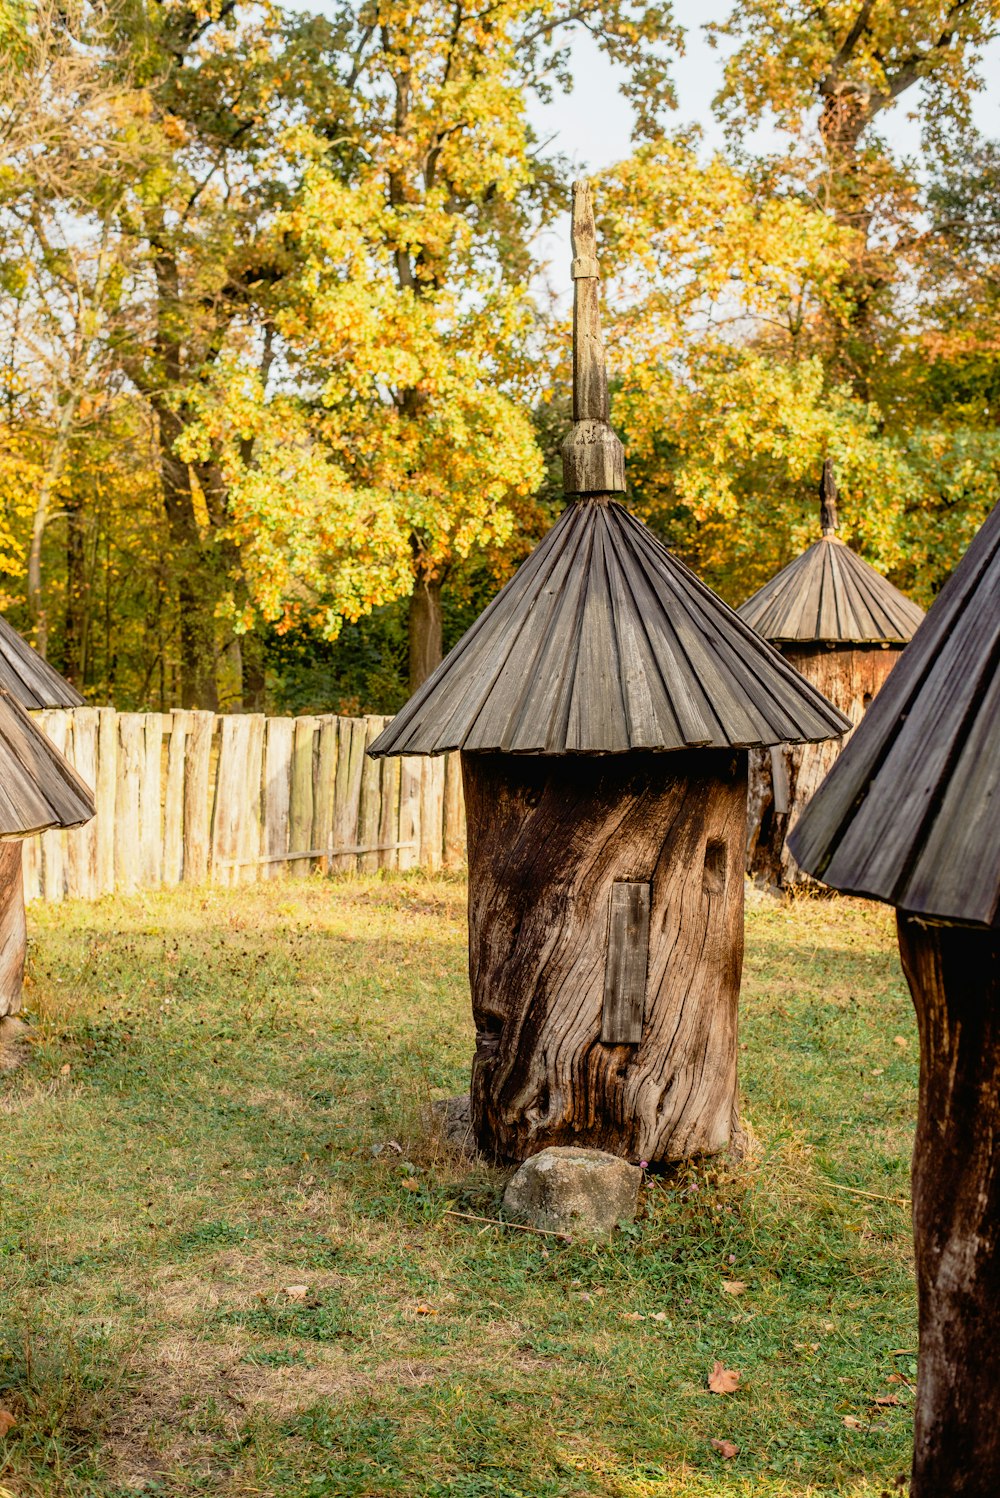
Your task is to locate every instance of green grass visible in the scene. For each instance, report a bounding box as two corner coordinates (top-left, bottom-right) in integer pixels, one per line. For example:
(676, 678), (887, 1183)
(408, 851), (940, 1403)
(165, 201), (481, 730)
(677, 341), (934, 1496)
(0, 874), (917, 1497)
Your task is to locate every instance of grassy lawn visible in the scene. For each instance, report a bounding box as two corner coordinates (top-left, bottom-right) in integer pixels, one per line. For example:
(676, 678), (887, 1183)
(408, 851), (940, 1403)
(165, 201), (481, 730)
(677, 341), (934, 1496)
(0, 874), (917, 1497)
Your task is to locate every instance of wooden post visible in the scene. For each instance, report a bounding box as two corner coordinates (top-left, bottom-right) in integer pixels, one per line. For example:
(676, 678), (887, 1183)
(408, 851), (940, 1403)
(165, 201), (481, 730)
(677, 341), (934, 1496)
(442, 752), (465, 869)
(66, 707), (98, 900)
(898, 914), (1000, 1495)
(288, 716), (317, 876)
(419, 756), (445, 873)
(182, 711), (215, 885)
(115, 714), (144, 895)
(331, 717), (365, 873)
(95, 707), (117, 895)
(238, 714), (265, 884)
(39, 709), (69, 901)
(314, 716), (339, 873)
(397, 756), (422, 871)
(264, 717), (294, 878)
(357, 716), (385, 872)
(378, 752), (401, 871)
(0, 840), (26, 1017)
(163, 711), (191, 887)
(140, 713), (163, 889)
(464, 749), (747, 1163)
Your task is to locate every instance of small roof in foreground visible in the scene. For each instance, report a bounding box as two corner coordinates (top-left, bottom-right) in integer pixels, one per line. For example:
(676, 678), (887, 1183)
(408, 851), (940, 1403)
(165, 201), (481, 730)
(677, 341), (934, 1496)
(370, 497), (849, 757)
(739, 463), (924, 645)
(0, 687), (95, 838)
(789, 499), (1000, 927)
(0, 614), (84, 709)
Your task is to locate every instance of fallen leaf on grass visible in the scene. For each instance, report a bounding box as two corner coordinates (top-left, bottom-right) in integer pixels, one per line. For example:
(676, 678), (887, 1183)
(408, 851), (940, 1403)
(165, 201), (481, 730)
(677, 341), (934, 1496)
(283, 1285), (309, 1300)
(621, 1311), (645, 1321)
(721, 1280), (747, 1295)
(0, 1409), (15, 1436)
(874, 1394), (901, 1406)
(708, 1361), (740, 1394)
(400, 1178), (421, 1192)
(415, 1303), (438, 1316)
(893, 1036), (909, 1049)
(710, 1438), (739, 1459)
(843, 1416), (865, 1429)
(59, 1063), (71, 1076)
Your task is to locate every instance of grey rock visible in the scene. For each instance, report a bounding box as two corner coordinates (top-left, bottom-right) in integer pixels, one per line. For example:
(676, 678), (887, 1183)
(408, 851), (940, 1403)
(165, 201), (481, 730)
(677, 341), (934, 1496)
(502, 1146), (641, 1240)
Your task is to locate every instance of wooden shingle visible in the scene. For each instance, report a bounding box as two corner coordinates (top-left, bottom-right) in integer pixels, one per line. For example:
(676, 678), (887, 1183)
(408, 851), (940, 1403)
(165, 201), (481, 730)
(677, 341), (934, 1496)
(0, 687), (95, 837)
(0, 614), (84, 709)
(788, 499), (1000, 926)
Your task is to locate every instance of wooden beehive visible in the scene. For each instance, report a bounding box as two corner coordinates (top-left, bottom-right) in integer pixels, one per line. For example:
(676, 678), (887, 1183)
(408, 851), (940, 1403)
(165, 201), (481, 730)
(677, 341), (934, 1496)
(740, 462), (923, 887)
(789, 498), (1000, 1495)
(371, 182), (848, 1164)
(0, 628), (89, 1019)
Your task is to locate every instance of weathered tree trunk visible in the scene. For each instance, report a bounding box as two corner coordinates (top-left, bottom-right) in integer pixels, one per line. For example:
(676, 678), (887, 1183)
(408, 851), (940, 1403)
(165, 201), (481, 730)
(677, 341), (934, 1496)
(465, 749), (747, 1164)
(897, 914), (1000, 1496)
(0, 842), (27, 1019)
(408, 565), (443, 694)
(240, 628), (267, 711)
(64, 482), (88, 689)
(748, 644), (902, 887)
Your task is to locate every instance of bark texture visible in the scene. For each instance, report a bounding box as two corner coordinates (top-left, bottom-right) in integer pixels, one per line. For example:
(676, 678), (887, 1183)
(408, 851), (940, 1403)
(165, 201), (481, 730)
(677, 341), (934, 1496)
(408, 568), (443, 694)
(0, 841), (26, 1019)
(898, 914), (1000, 1497)
(747, 644), (901, 888)
(464, 749), (747, 1165)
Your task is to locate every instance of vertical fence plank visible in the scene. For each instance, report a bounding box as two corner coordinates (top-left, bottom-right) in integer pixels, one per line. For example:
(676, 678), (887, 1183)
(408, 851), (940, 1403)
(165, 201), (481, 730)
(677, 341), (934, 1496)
(443, 752), (465, 870)
(239, 714), (265, 885)
(331, 717), (365, 873)
(378, 752), (401, 871)
(419, 756), (445, 873)
(398, 756), (422, 872)
(357, 716), (385, 873)
(66, 707), (99, 899)
(115, 714), (144, 895)
(39, 710), (68, 901)
(140, 713), (163, 889)
(96, 707), (117, 896)
(21, 834), (40, 904)
(264, 717), (294, 879)
(288, 716), (317, 877)
(313, 716), (339, 873)
(211, 715), (251, 887)
(163, 711), (191, 887)
(183, 711), (215, 884)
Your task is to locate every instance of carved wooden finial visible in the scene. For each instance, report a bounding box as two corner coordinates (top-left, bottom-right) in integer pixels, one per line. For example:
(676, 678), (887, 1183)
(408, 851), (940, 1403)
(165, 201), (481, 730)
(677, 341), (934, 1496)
(561, 180), (626, 497)
(820, 458), (839, 536)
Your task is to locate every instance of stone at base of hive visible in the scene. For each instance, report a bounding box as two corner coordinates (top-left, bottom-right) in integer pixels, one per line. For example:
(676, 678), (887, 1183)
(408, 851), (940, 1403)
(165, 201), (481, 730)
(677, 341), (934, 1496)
(502, 1146), (641, 1240)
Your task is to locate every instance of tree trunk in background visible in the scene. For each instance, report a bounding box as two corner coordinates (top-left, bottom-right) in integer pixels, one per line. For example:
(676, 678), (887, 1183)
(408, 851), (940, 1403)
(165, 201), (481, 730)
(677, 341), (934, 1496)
(464, 749), (747, 1165)
(898, 913), (1000, 1496)
(241, 629), (266, 711)
(155, 403), (219, 711)
(408, 565), (443, 695)
(64, 483), (87, 689)
(0, 842), (27, 1019)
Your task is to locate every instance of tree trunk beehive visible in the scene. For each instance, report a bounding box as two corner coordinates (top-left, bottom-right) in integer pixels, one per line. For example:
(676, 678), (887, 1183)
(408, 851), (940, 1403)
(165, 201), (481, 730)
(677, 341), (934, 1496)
(747, 643), (903, 887)
(897, 914), (1000, 1495)
(465, 750), (747, 1164)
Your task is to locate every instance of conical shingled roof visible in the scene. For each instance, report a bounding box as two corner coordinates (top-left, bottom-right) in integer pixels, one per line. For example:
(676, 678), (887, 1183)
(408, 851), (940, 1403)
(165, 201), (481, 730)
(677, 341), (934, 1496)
(0, 686), (95, 837)
(371, 498), (848, 757)
(0, 614), (84, 709)
(371, 182), (849, 760)
(788, 499), (1000, 928)
(739, 464), (924, 644)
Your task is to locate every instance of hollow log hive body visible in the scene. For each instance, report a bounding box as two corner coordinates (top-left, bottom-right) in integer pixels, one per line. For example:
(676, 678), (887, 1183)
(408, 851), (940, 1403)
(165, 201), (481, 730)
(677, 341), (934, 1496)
(747, 643), (903, 887)
(898, 914), (1000, 1496)
(465, 751), (746, 1164)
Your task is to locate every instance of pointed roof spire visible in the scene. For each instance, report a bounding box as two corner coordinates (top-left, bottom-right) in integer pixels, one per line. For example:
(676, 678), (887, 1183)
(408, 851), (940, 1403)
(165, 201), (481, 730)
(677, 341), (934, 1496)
(819, 458), (839, 536)
(738, 462), (924, 645)
(561, 180), (626, 497)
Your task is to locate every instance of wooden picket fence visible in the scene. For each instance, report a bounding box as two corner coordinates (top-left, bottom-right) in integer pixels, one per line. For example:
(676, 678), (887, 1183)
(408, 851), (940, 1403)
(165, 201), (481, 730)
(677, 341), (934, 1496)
(22, 708), (466, 904)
